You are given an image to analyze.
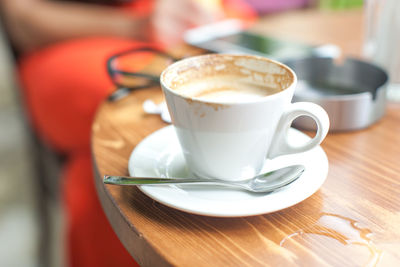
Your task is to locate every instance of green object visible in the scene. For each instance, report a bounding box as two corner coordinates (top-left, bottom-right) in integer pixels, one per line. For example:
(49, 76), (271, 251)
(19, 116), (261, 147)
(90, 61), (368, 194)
(319, 0), (363, 9)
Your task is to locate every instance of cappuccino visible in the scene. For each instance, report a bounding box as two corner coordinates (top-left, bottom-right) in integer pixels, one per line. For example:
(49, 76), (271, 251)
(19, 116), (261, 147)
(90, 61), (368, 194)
(162, 54), (293, 104)
(174, 76), (281, 102)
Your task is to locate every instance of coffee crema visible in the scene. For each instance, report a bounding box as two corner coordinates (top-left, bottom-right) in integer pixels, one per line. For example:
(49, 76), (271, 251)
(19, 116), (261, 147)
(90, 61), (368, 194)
(173, 77), (281, 103)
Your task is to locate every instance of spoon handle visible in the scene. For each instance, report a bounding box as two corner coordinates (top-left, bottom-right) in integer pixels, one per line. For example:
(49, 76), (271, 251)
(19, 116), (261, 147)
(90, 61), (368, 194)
(104, 175), (221, 186)
(104, 164), (304, 193)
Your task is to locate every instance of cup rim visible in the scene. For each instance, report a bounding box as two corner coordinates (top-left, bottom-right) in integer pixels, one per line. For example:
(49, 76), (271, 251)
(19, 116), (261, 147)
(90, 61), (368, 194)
(160, 53), (297, 105)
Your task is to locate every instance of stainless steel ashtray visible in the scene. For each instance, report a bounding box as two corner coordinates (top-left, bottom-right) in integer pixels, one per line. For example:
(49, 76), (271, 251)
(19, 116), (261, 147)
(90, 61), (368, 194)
(284, 57), (388, 132)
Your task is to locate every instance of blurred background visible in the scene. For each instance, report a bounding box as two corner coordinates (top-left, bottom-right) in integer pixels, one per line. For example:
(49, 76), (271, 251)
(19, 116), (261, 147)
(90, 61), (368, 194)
(0, 19), (64, 267)
(0, 23), (39, 267)
(0, 0), (395, 266)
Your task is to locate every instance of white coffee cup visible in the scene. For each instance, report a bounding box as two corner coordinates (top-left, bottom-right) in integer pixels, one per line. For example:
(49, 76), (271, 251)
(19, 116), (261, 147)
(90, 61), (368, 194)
(161, 54), (329, 181)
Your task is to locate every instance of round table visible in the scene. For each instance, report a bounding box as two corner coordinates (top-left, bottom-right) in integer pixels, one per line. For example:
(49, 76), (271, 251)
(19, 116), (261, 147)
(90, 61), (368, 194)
(92, 9), (400, 266)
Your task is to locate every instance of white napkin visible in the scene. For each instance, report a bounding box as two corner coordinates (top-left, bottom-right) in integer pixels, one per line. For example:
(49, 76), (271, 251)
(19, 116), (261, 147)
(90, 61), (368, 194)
(143, 100), (171, 123)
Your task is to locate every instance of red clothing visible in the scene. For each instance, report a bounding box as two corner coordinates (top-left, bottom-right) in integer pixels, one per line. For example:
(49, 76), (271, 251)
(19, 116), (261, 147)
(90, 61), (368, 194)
(20, 37), (145, 267)
(20, 38), (149, 154)
(63, 152), (137, 267)
(18, 1), (255, 267)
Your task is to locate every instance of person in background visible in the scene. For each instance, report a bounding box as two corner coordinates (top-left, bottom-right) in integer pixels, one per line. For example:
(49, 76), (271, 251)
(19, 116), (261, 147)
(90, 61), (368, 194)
(245, 0), (309, 14)
(0, 0), (255, 266)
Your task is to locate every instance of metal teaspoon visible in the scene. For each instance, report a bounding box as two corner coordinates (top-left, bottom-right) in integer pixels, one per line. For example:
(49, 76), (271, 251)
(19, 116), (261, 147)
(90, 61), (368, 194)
(103, 165), (305, 193)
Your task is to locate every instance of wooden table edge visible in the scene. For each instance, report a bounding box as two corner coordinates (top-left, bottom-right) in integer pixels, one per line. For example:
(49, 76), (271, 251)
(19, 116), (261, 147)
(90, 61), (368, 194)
(91, 148), (173, 267)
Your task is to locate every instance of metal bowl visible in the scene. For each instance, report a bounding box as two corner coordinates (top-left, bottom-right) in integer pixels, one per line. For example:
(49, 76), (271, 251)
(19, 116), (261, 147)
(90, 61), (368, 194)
(284, 57), (388, 132)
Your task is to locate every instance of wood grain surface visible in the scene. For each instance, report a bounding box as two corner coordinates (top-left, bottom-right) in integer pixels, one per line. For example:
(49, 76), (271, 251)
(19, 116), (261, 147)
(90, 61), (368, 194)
(92, 9), (400, 266)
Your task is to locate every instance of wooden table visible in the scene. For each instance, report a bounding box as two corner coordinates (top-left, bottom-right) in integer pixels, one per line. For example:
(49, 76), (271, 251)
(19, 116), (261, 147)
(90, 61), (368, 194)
(92, 9), (400, 266)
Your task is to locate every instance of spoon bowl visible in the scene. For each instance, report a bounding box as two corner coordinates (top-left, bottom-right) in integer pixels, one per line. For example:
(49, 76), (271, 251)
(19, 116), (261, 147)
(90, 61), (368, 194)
(104, 165), (305, 193)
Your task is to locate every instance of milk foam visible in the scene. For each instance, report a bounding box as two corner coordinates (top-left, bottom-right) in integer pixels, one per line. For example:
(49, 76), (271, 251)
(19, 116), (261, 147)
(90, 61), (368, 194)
(175, 77), (279, 103)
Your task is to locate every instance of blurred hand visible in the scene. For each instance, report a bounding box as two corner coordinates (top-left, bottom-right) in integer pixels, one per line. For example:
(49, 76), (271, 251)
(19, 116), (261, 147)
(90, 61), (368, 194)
(152, 0), (223, 46)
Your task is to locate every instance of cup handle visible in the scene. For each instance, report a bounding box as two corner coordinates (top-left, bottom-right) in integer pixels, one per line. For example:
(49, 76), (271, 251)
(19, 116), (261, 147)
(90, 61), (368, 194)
(267, 102), (330, 159)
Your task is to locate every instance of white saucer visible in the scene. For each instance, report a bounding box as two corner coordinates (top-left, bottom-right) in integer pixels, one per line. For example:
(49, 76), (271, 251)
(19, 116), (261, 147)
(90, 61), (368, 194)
(128, 126), (328, 217)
